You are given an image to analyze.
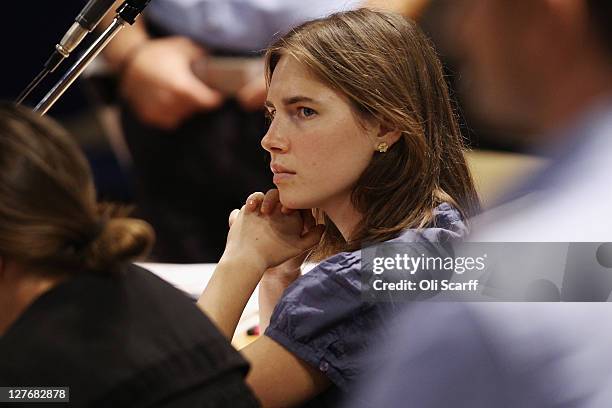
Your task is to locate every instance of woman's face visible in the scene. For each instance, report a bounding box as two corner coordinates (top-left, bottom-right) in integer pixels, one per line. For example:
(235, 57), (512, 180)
(262, 55), (377, 211)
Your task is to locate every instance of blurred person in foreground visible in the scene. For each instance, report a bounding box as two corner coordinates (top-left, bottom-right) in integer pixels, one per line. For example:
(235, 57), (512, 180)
(464, 0), (612, 241)
(0, 104), (258, 407)
(346, 0), (612, 407)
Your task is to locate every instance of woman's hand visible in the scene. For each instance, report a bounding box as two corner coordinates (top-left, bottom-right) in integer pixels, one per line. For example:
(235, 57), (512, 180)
(223, 189), (324, 272)
(259, 189), (317, 284)
(263, 252), (307, 285)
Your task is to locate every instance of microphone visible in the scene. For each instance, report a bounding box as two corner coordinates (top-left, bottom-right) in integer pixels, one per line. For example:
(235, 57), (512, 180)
(56, 0), (119, 62)
(16, 0), (117, 104)
(34, 0), (152, 114)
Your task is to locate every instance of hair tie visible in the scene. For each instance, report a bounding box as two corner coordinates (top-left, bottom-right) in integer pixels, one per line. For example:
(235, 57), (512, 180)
(68, 220), (106, 254)
(89, 219), (107, 243)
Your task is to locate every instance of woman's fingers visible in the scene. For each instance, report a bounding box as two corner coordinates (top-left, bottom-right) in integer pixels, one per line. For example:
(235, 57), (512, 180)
(245, 192), (265, 213)
(258, 188), (297, 215)
(228, 209), (240, 228)
(301, 209), (317, 232)
(241, 190), (321, 248)
(280, 205), (295, 215)
(261, 189), (280, 215)
(300, 224), (325, 249)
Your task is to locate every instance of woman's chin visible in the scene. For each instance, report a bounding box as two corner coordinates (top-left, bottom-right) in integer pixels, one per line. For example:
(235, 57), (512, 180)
(278, 191), (312, 210)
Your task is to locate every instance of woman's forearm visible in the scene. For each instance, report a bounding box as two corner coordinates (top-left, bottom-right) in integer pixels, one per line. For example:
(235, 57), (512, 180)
(258, 276), (294, 332)
(197, 257), (266, 339)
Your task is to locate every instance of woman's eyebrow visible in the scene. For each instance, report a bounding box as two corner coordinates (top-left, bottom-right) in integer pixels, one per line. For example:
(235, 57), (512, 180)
(265, 96), (317, 108)
(282, 95), (316, 105)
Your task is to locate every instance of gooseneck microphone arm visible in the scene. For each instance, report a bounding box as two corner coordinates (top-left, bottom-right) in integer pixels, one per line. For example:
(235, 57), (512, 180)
(59, 0), (119, 59)
(33, 0), (151, 115)
(15, 0), (118, 105)
(17, 0), (151, 114)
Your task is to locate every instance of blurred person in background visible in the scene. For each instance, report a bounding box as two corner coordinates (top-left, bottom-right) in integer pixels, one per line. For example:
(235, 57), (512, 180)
(346, 0), (612, 407)
(462, 0), (612, 241)
(0, 104), (258, 407)
(102, 0), (361, 262)
(415, 0), (527, 151)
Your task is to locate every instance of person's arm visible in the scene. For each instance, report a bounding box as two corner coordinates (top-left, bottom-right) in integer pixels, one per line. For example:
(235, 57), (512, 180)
(258, 257), (304, 331)
(198, 256), (267, 339)
(100, 1), (223, 129)
(198, 191), (326, 406)
(242, 335), (331, 408)
(198, 191), (323, 339)
(257, 190), (319, 331)
(258, 270), (299, 332)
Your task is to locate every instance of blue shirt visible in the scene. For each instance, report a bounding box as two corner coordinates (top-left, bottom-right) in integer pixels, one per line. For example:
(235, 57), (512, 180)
(146, 0), (361, 52)
(265, 203), (468, 392)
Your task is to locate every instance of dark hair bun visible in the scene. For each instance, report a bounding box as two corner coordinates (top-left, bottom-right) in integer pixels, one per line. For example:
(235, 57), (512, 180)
(85, 218), (155, 272)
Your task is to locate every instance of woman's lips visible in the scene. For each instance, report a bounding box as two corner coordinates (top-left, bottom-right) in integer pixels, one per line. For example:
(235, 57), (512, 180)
(271, 164), (296, 183)
(273, 173), (295, 183)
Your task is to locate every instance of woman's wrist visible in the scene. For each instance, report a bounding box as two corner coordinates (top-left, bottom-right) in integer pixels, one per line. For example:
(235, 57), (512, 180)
(261, 251), (307, 285)
(218, 250), (269, 277)
(261, 267), (301, 286)
(258, 267), (301, 332)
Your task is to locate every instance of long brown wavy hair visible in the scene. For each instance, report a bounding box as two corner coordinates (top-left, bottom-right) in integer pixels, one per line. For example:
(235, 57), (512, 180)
(0, 103), (154, 274)
(265, 9), (480, 259)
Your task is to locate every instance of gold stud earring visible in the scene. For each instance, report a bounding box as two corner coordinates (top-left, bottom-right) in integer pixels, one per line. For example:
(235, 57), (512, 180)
(376, 142), (389, 153)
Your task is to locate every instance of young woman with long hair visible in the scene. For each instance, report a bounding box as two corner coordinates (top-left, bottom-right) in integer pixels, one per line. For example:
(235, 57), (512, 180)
(199, 8), (480, 407)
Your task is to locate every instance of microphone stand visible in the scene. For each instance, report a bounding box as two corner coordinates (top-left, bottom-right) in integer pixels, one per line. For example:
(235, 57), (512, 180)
(35, 17), (125, 115)
(33, 0), (151, 115)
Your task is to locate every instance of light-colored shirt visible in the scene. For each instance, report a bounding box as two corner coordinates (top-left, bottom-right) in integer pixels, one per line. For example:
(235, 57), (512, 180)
(348, 302), (612, 408)
(146, 0), (361, 52)
(471, 98), (612, 243)
(464, 100), (612, 301)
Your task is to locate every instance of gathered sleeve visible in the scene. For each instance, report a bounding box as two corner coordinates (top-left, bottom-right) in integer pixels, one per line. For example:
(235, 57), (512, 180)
(264, 251), (390, 390)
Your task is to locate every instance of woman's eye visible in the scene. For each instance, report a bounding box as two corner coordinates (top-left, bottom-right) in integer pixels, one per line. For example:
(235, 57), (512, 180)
(265, 109), (276, 122)
(298, 107), (317, 118)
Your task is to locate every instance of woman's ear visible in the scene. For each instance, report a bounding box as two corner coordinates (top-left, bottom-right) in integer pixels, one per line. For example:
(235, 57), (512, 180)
(377, 125), (402, 148)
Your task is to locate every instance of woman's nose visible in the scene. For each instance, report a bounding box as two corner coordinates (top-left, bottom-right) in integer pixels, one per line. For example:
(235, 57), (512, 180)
(261, 122), (289, 153)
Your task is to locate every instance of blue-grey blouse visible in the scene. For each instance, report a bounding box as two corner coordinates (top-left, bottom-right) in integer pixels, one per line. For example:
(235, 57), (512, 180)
(264, 203), (468, 390)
